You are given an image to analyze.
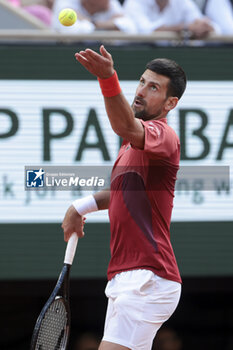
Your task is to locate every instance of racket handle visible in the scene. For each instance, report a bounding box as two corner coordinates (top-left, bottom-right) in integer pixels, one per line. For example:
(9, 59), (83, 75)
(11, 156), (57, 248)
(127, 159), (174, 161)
(64, 232), (79, 265)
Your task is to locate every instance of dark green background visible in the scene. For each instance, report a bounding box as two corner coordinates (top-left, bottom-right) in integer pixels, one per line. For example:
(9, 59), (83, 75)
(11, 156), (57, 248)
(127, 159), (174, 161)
(0, 222), (233, 279)
(0, 45), (233, 80)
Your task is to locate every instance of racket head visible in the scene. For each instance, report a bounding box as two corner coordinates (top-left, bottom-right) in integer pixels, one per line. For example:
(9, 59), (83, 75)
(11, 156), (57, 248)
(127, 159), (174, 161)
(30, 265), (71, 350)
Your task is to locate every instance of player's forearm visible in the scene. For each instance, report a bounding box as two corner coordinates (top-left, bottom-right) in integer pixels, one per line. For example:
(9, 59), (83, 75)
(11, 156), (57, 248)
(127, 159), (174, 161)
(93, 189), (110, 210)
(75, 46), (143, 145)
(72, 190), (110, 215)
(62, 190), (110, 241)
(103, 93), (135, 138)
(103, 93), (144, 148)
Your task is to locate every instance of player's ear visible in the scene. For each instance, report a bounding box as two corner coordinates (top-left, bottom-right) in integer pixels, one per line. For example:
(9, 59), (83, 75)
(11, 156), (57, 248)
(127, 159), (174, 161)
(165, 96), (178, 112)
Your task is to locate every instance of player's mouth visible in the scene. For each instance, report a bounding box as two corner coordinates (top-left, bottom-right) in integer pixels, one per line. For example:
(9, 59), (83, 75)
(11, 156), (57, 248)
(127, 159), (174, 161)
(133, 97), (145, 108)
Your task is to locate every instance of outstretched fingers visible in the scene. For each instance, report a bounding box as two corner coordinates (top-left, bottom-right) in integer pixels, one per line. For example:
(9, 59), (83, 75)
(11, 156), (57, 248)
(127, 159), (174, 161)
(75, 49), (100, 70)
(85, 48), (104, 61)
(75, 52), (92, 71)
(74, 46), (114, 78)
(100, 45), (111, 59)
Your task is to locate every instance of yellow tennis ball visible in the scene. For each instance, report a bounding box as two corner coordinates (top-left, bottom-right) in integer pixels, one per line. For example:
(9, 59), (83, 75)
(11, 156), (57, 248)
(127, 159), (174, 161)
(59, 8), (77, 26)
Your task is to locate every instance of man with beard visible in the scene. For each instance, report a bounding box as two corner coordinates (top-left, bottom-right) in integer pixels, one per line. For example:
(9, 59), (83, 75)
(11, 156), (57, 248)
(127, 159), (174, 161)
(62, 45), (187, 350)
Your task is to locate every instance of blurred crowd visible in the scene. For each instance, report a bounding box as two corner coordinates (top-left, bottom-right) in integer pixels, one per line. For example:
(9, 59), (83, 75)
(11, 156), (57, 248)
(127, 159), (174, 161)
(72, 326), (233, 350)
(71, 326), (183, 350)
(3, 0), (233, 37)
(72, 331), (101, 350)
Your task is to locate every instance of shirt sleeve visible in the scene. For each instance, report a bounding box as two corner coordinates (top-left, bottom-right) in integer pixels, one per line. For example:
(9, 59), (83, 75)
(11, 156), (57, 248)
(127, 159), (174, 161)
(123, 0), (160, 34)
(110, 0), (137, 33)
(180, 0), (203, 24)
(113, 16), (137, 33)
(139, 120), (180, 160)
(205, 0), (233, 35)
(179, 0), (221, 34)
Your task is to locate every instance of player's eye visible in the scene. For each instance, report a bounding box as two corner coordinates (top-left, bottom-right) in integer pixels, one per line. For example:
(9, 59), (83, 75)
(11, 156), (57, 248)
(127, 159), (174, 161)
(139, 79), (145, 85)
(151, 85), (157, 91)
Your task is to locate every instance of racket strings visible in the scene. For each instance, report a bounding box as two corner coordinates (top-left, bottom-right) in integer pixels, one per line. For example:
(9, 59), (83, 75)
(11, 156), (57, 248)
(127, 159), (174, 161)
(35, 298), (68, 350)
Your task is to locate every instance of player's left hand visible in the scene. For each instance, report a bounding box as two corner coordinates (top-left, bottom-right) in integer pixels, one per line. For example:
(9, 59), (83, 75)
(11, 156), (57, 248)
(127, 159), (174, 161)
(62, 205), (86, 242)
(75, 45), (115, 79)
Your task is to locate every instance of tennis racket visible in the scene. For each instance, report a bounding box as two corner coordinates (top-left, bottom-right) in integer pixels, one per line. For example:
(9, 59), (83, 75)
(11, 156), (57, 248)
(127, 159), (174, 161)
(30, 232), (78, 350)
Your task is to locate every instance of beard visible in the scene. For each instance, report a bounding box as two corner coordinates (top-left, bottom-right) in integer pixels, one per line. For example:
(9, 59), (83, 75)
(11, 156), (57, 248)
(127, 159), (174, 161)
(133, 108), (161, 121)
(131, 97), (163, 121)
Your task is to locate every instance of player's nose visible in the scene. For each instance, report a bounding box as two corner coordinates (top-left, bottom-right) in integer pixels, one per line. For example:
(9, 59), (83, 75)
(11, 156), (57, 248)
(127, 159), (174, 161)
(137, 85), (147, 98)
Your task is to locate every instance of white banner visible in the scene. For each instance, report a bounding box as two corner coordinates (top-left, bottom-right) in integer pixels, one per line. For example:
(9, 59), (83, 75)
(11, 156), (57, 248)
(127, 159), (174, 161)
(0, 80), (232, 222)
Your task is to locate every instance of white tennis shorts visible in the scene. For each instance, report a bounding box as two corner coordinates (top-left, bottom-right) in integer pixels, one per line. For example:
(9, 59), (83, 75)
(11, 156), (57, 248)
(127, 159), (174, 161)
(102, 269), (181, 350)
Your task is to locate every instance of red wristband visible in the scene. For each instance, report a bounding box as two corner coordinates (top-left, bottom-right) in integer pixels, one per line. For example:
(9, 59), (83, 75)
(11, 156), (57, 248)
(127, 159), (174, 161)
(98, 71), (121, 97)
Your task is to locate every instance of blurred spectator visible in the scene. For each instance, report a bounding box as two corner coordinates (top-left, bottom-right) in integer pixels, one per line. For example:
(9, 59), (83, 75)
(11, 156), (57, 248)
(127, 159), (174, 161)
(72, 331), (100, 350)
(51, 0), (136, 33)
(194, 0), (233, 35)
(7, 0), (52, 25)
(23, 4), (52, 25)
(123, 0), (220, 39)
(152, 326), (183, 350)
(8, 0), (21, 6)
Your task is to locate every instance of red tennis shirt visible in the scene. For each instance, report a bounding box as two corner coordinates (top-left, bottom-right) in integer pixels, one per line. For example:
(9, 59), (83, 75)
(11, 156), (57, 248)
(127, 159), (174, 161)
(107, 117), (182, 284)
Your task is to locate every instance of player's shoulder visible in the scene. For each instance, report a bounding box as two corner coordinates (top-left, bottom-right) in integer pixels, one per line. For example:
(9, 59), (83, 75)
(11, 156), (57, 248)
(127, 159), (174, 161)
(144, 118), (179, 141)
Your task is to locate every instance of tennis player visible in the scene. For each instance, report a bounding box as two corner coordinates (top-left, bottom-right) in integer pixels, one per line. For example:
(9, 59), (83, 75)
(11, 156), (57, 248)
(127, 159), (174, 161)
(62, 45), (187, 350)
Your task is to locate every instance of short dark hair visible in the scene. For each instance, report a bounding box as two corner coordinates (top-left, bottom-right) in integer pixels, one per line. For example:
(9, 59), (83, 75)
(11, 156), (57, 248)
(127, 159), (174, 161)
(146, 58), (187, 99)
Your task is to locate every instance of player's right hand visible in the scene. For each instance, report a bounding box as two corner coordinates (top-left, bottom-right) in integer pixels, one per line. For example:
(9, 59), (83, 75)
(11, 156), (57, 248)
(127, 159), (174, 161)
(74, 45), (115, 79)
(62, 205), (86, 242)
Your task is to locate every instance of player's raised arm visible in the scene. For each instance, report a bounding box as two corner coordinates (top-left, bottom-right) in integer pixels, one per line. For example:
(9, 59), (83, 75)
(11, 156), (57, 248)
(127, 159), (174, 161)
(62, 189), (110, 241)
(75, 45), (145, 149)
